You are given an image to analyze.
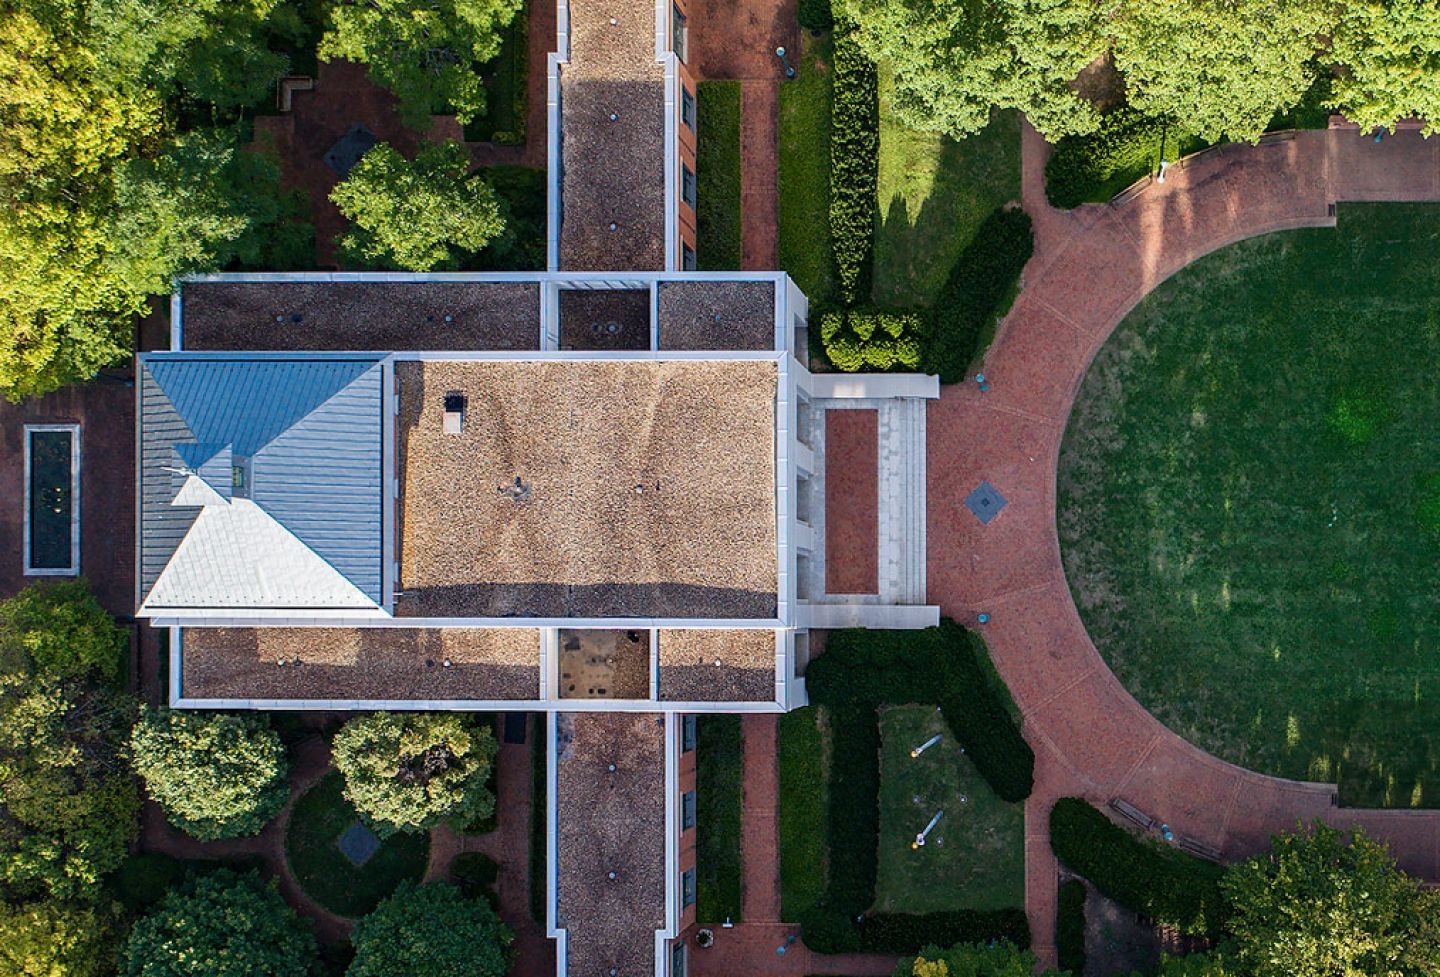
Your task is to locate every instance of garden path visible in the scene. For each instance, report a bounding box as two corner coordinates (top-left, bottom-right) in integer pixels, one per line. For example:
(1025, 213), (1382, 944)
(927, 120), (1440, 968)
(690, 0), (798, 269)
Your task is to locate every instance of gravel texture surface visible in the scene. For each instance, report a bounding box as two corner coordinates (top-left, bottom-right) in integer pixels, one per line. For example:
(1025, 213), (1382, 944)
(657, 281), (778, 350)
(181, 627), (540, 700)
(558, 0), (666, 270)
(555, 712), (666, 977)
(396, 359), (778, 618)
(180, 282), (542, 351)
(657, 628), (776, 701)
(558, 288), (652, 350)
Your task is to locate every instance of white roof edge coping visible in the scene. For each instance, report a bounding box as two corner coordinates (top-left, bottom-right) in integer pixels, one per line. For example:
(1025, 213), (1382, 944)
(172, 697), (787, 713)
(800, 603), (941, 629)
(164, 618), (788, 628)
(176, 270), (791, 284)
(808, 372), (942, 400)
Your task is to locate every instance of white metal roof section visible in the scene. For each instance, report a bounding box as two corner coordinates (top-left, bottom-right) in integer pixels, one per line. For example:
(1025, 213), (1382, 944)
(138, 354), (386, 614)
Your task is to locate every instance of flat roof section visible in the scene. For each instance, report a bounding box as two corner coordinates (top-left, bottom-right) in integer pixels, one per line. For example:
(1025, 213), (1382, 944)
(657, 628), (776, 701)
(180, 282), (542, 351)
(179, 627), (541, 700)
(555, 712), (666, 977)
(395, 359), (779, 619)
(657, 281), (778, 351)
(558, 0), (666, 271)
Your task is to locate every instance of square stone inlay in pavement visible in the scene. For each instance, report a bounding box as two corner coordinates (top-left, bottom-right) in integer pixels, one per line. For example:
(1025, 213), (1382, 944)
(964, 480), (1008, 525)
(337, 820), (382, 867)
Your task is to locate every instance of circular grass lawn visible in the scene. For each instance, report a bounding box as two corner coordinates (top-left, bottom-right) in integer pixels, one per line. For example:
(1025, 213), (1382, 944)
(284, 772), (430, 917)
(1058, 203), (1440, 808)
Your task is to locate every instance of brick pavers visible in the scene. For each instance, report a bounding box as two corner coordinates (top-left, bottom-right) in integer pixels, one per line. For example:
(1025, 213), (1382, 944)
(824, 409), (879, 594)
(740, 714), (782, 922)
(929, 121), (1440, 968)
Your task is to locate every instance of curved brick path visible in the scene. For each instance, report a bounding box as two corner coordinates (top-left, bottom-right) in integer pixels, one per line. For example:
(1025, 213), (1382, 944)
(928, 121), (1440, 967)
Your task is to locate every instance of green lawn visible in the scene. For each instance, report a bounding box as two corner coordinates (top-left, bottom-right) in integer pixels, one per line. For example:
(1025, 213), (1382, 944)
(284, 772), (431, 917)
(872, 88), (1020, 309)
(1059, 203), (1440, 808)
(695, 714), (743, 924)
(696, 81), (742, 270)
(873, 706), (1024, 914)
(777, 705), (828, 920)
(778, 32), (836, 304)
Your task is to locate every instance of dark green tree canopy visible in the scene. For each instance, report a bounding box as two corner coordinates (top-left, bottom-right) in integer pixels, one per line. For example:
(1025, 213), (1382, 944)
(347, 881), (511, 977)
(0, 897), (119, 977)
(130, 707), (288, 841)
(121, 870), (318, 977)
(331, 712), (498, 836)
(330, 140), (505, 271)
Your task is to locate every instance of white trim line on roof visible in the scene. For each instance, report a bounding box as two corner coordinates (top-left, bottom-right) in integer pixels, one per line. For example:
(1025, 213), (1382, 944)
(170, 289), (183, 350)
(547, 51), (563, 272)
(22, 423), (81, 577)
(775, 355), (793, 626)
(381, 359), (396, 613)
(169, 626), (183, 706)
(659, 711), (680, 972)
(177, 270), (791, 284)
(172, 695), (787, 713)
(663, 56), (678, 272)
(161, 616), (786, 628)
(389, 349), (784, 362)
(545, 711), (562, 942)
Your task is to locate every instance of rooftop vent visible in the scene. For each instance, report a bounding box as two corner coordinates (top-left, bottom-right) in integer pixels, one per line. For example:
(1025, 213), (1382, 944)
(443, 391), (465, 434)
(499, 475), (531, 503)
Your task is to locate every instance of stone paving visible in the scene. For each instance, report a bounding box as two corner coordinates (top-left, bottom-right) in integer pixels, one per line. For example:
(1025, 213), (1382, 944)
(928, 120), (1440, 968)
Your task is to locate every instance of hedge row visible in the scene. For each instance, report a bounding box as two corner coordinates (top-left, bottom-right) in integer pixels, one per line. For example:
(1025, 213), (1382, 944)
(828, 26), (878, 306)
(1056, 878), (1087, 974)
(807, 621), (1035, 803)
(797, 0), (832, 31)
(800, 905), (1030, 955)
(1045, 108), (1196, 209)
(820, 307), (923, 372)
(1049, 798), (1229, 937)
(926, 207), (1033, 383)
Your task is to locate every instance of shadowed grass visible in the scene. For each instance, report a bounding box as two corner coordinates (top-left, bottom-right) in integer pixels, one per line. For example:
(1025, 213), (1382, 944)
(778, 32), (835, 304)
(695, 714), (742, 923)
(1059, 203), (1440, 808)
(696, 81), (742, 270)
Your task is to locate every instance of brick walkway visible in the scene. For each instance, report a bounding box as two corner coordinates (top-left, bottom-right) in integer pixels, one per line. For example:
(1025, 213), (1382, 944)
(823, 410), (879, 594)
(928, 121), (1440, 967)
(691, 0), (796, 270)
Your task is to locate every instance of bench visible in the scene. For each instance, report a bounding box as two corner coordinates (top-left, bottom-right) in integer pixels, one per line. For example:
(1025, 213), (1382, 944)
(1109, 797), (1155, 830)
(1177, 835), (1223, 861)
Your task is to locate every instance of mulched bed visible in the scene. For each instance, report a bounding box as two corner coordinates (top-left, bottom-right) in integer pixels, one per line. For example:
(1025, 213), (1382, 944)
(179, 282), (542, 351)
(656, 281), (777, 350)
(180, 627), (540, 701)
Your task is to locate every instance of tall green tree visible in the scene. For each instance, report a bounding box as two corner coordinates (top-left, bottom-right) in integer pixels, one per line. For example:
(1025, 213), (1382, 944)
(0, 581), (127, 683)
(331, 712), (498, 836)
(347, 881), (511, 977)
(0, 897), (119, 977)
(840, 0), (1104, 139)
(1330, 1), (1440, 135)
(130, 707), (288, 841)
(331, 141), (504, 271)
(319, 0), (523, 128)
(121, 870), (318, 977)
(1223, 823), (1440, 977)
(1110, 0), (1331, 142)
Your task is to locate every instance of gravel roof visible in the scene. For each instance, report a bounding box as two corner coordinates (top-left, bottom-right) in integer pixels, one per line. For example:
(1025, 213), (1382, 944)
(657, 628), (776, 701)
(558, 288), (652, 350)
(180, 282), (542, 351)
(558, 0), (666, 271)
(180, 627), (540, 700)
(395, 359), (778, 618)
(657, 282), (778, 351)
(556, 712), (666, 977)
(558, 628), (652, 699)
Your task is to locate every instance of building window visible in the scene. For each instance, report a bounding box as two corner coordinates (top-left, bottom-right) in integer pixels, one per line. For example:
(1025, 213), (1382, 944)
(682, 714), (697, 752)
(672, 942), (687, 977)
(682, 868), (696, 907)
(682, 790), (696, 830)
(672, 4), (688, 62)
(681, 87), (696, 131)
(682, 164), (696, 209)
(682, 242), (697, 271)
(24, 424), (79, 576)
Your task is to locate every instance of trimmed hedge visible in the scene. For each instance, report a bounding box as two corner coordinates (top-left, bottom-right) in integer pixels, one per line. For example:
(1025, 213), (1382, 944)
(828, 27), (878, 306)
(927, 207), (1033, 383)
(1049, 798), (1229, 937)
(1045, 109), (1204, 209)
(696, 81), (743, 270)
(796, 621), (1035, 956)
(819, 307), (923, 372)
(1057, 879), (1087, 974)
(696, 715), (743, 924)
(797, 0), (833, 31)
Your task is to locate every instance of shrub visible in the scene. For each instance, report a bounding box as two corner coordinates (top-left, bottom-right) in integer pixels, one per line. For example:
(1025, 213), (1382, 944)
(820, 308), (924, 372)
(828, 27), (878, 305)
(696, 81), (743, 270)
(1057, 879), (1087, 974)
(1049, 798), (1228, 936)
(802, 906), (1031, 955)
(0, 581), (126, 683)
(927, 207), (1033, 383)
(450, 852), (500, 910)
(332, 713), (499, 837)
(131, 707), (288, 841)
(696, 715), (743, 924)
(348, 881), (511, 977)
(797, 0), (832, 31)
(122, 870), (318, 977)
(778, 708), (827, 920)
(1045, 108), (1199, 209)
